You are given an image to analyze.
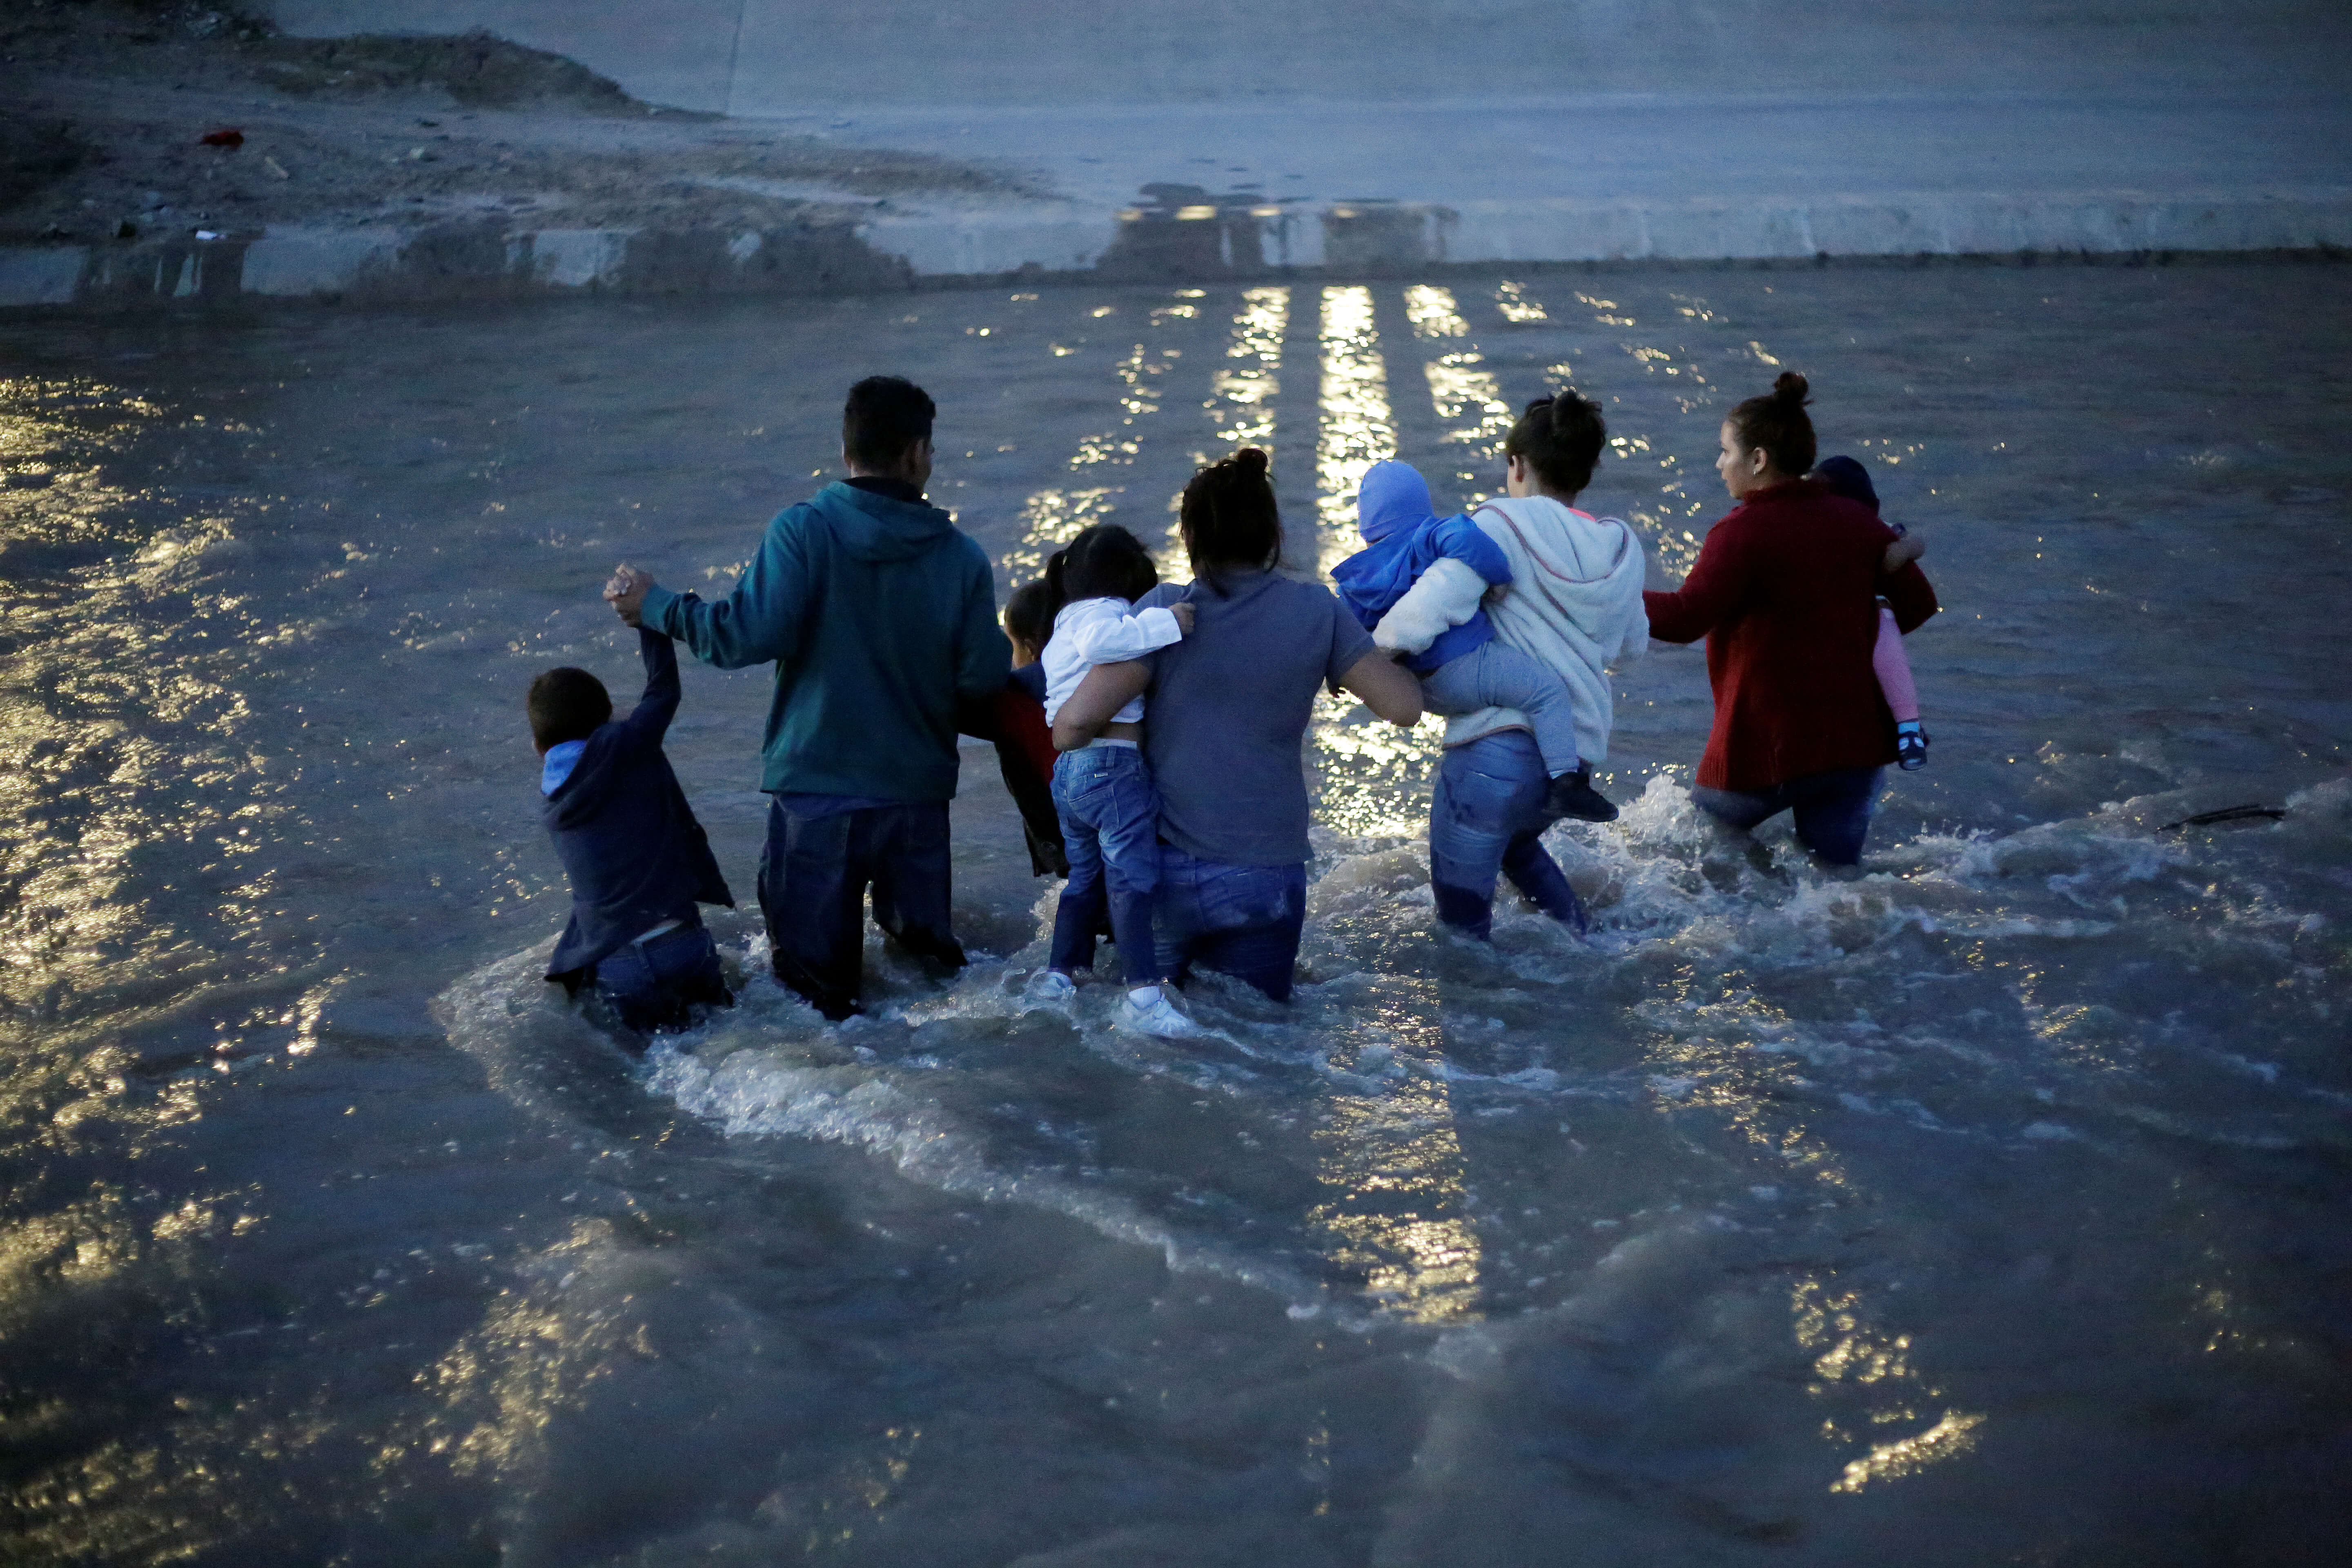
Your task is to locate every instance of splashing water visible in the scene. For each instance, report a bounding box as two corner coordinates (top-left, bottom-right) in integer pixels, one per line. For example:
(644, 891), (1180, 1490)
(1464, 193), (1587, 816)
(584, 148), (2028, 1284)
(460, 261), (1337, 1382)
(5, 268), (2350, 1562)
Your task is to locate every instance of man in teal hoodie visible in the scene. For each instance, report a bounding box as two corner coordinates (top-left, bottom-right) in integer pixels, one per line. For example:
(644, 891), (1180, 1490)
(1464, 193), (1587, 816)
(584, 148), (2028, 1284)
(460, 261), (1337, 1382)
(607, 376), (1011, 1020)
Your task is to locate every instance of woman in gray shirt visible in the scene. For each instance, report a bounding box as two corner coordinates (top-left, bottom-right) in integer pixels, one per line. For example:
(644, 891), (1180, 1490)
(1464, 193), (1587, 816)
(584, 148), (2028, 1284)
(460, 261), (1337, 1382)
(1054, 449), (1421, 1002)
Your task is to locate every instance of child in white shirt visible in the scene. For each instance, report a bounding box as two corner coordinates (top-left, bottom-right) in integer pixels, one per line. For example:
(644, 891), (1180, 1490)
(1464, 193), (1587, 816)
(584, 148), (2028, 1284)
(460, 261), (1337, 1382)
(1033, 524), (1198, 1038)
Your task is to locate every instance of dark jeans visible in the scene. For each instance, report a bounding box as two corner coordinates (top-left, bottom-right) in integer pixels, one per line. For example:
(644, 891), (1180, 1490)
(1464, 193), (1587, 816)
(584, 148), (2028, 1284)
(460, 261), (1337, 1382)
(760, 795), (964, 1021)
(1690, 765), (1884, 866)
(592, 921), (731, 1035)
(1049, 745), (1163, 985)
(1428, 730), (1588, 941)
(1155, 844), (1307, 1002)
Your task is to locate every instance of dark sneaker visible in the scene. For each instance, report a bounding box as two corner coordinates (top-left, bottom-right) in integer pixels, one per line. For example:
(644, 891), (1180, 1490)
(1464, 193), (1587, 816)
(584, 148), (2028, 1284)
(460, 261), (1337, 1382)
(1544, 766), (1619, 823)
(1896, 726), (1930, 771)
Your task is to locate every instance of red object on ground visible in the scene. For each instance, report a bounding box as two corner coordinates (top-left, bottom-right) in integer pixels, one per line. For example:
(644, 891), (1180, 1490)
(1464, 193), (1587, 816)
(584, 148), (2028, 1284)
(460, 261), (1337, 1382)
(200, 127), (245, 148)
(1642, 477), (1939, 792)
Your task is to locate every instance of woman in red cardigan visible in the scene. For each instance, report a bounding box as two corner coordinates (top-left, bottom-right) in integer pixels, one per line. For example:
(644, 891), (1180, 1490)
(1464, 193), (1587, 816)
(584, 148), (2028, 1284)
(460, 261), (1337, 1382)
(1642, 374), (1938, 864)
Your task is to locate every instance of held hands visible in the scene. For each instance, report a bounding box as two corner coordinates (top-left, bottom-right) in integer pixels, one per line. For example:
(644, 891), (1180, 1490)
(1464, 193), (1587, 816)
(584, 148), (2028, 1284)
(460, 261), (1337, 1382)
(1169, 600), (1195, 636)
(604, 564), (654, 627)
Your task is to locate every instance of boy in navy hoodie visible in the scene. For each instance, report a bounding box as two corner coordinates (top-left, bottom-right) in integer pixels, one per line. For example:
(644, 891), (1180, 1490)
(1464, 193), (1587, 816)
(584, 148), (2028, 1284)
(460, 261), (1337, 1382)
(530, 626), (735, 1036)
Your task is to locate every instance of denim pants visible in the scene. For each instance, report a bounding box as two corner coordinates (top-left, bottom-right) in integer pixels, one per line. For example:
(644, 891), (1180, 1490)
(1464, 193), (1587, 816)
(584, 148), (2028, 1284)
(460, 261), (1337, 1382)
(1049, 745), (1162, 986)
(1689, 765), (1884, 866)
(1420, 640), (1582, 778)
(1428, 730), (1589, 941)
(592, 921), (731, 1035)
(759, 796), (964, 1021)
(1155, 844), (1307, 1002)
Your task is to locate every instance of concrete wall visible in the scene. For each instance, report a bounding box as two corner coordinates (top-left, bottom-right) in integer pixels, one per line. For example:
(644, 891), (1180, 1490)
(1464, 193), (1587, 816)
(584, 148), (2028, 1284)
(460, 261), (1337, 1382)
(265, 1), (2352, 114)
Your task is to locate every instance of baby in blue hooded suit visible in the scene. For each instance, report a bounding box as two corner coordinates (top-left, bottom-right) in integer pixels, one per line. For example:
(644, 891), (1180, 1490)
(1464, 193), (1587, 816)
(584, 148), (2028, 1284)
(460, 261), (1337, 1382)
(1333, 460), (1615, 821)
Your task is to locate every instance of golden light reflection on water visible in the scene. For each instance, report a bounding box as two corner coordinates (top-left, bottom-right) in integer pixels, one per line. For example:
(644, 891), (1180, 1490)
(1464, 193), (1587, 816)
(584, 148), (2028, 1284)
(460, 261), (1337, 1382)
(1314, 285), (1395, 575)
(1176, 285), (1290, 565)
(0, 377), (282, 1029)
(423, 1219), (635, 1481)
(1310, 692), (1444, 842)
(1494, 280), (1546, 323)
(1309, 979), (1482, 1323)
(1203, 285), (1287, 456)
(1638, 979), (1982, 1495)
(1005, 301), (1190, 583)
(1404, 285), (1513, 491)
(1828, 1410), (1987, 1493)
(756, 1423), (924, 1552)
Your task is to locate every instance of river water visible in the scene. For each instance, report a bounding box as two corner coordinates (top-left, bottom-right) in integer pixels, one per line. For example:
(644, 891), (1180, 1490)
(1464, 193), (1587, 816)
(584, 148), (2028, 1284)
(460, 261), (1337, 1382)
(3, 265), (2348, 1566)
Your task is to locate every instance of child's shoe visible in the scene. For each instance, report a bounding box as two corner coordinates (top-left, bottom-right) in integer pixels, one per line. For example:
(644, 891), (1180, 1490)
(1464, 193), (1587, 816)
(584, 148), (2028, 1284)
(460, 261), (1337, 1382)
(1896, 722), (1929, 771)
(1544, 766), (1619, 823)
(1024, 969), (1077, 1005)
(1116, 987), (1201, 1040)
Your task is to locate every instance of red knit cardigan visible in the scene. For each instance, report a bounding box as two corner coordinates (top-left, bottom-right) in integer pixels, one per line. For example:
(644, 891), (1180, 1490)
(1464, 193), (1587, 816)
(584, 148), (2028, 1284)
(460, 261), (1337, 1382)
(1642, 478), (1939, 792)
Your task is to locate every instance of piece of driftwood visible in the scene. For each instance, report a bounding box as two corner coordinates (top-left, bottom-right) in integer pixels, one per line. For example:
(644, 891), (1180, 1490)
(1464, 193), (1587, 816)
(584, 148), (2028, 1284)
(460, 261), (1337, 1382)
(2157, 804), (2287, 832)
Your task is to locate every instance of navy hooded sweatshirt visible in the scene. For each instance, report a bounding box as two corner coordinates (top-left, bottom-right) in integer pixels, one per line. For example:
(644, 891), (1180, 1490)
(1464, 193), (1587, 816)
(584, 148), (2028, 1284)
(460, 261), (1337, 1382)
(542, 628), (734, 984)
(639, 480), (1011, 801)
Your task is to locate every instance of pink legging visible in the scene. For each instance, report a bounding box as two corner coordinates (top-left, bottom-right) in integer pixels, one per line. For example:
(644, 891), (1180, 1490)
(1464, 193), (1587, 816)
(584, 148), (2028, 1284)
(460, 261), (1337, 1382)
(1873, 606), (1919, 722)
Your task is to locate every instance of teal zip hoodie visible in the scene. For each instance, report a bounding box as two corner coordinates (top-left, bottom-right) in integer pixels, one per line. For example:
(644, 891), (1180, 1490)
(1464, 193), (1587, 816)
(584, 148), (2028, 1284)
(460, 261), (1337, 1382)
(643, 481), (1010, 800)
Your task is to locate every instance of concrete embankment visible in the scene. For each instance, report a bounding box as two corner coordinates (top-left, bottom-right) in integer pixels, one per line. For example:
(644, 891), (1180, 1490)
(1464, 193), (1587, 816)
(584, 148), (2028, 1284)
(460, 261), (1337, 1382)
(5, 0), (2350, 308)
(7, 188), (2351, 313)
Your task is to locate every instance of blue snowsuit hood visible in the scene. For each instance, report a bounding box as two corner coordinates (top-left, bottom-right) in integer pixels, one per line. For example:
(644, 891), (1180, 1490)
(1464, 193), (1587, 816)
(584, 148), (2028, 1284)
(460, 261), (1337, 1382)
(1358, 460), (1437, 545)
(1332, 461), (1510, 673)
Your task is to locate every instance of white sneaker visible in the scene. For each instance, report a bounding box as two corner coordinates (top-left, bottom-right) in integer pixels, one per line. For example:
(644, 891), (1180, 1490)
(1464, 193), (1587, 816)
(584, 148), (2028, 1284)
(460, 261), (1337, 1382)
(1116, 989), (1202, 1039)
(1024, 969), (1077, 1005)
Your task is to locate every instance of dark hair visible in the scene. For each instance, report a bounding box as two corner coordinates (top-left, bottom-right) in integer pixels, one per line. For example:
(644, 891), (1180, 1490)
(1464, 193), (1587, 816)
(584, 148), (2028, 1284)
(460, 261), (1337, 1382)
(1045, 524), (1159, 619)
(527, 666), (611, 750)
(1503, 389), (1607, 495)
(1003, 578), (1055, 655)
(1727, 371), (1816, 477)
(1810, 454), (1879, 512)
(1178, 448), (1282, 584)
(842, 375), (935, 471)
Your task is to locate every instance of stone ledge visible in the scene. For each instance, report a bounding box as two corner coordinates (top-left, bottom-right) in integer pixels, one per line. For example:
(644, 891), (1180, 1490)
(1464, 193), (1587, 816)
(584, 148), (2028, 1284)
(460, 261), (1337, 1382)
(7, 189), (2349, 310)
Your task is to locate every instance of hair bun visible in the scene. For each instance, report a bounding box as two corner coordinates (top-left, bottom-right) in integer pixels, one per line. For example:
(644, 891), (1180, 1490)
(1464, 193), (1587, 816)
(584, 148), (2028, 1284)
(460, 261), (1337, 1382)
(1771, 371), (1810, 404)
(1231, 446), (1270, 479)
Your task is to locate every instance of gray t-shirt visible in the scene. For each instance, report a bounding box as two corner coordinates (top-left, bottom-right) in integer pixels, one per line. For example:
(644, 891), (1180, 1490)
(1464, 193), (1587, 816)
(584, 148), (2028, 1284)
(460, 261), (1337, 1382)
(1139, 570), (1375, 866)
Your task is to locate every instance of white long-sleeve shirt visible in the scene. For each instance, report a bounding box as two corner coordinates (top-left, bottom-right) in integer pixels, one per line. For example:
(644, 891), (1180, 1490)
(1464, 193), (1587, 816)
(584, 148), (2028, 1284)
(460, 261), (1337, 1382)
(1041, 596), (1185, 724)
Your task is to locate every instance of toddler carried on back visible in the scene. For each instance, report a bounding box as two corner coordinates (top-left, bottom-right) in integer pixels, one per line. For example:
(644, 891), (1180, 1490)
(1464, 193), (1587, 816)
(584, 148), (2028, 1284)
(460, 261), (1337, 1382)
(1813, 454), (1932, 770)
(1334, 459), (1620, 822)
(1031, 524), (1200, 1040)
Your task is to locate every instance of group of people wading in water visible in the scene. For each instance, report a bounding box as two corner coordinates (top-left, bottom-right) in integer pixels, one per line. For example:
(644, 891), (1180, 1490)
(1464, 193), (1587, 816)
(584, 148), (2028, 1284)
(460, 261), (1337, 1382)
(526, 370), (1938, 1038)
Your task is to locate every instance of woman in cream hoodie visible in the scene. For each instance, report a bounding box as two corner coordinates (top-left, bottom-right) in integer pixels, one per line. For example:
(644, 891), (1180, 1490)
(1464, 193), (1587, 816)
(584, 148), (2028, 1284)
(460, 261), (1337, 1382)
(1383, 391), (1647, 940)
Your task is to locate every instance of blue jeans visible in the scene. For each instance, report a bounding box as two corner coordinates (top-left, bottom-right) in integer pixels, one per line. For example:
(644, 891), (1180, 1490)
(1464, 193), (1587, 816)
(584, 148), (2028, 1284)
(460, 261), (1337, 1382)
(1155, 845), (1307, 1002)
(1049, 745), (1163, 985)
(759, 795), (963, 1021)
(1429, 730), (1588, 941)
(1419, 639), (1582, 778)
(1690, 765), (1884, 866)
(593, 921), (731, 1036)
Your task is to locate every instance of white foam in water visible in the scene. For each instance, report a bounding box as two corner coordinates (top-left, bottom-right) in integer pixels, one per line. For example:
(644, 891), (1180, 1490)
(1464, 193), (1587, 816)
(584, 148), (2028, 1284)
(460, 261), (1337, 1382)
(437, 764), (2352, 1327)
(437, 938), (1351, 1313)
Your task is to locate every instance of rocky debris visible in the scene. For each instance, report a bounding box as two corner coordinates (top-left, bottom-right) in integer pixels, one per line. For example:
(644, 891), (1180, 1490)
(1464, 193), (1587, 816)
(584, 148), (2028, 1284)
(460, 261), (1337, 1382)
(247, 29), (648, 113)
(0, 0), (1040, 246)
(0, 114), (86, 216)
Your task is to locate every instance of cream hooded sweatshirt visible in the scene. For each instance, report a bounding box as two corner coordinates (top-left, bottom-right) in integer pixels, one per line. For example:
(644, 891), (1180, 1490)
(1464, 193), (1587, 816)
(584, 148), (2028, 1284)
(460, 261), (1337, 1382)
(1374, 495), (1648, 762)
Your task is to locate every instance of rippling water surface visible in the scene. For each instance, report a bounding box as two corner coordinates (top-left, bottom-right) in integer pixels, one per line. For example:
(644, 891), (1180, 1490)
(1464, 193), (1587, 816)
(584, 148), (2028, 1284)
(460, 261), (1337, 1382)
(3, 266), (2349, 1566)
